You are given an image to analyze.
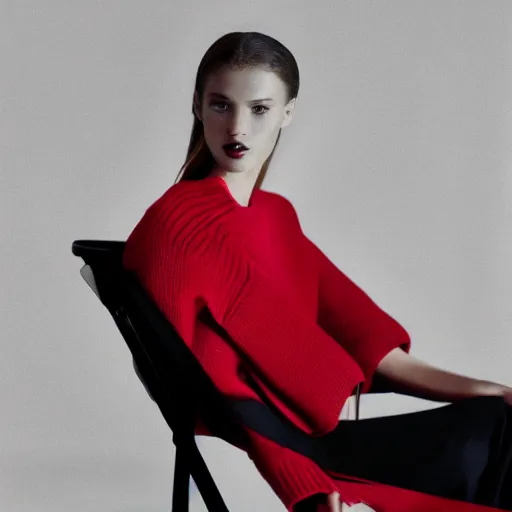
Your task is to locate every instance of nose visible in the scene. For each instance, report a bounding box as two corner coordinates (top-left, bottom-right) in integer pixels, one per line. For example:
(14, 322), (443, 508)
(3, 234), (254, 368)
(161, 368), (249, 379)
(227, 108), (248, 136)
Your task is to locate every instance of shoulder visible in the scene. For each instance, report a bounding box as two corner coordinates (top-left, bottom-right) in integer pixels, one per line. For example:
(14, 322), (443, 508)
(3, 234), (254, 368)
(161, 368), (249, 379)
(259, 188), (296, 215)
(130, 178), (235, 257)
(258, 188), (291, 206)
(152, 177), (226, 216)
(259, 188), (302, 230)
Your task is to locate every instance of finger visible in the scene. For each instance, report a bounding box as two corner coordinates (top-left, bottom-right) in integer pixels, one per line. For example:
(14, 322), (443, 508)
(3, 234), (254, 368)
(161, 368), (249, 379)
(343, 503), (377, 512)
(328, 492), (342, 512)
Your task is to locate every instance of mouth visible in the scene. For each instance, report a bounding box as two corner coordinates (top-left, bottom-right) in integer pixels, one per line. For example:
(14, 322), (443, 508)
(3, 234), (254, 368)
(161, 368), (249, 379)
(223, 142), (249, 159)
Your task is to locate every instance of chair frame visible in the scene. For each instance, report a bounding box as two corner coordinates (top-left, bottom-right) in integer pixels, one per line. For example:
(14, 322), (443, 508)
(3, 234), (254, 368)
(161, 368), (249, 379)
(72, 239), (394, 512)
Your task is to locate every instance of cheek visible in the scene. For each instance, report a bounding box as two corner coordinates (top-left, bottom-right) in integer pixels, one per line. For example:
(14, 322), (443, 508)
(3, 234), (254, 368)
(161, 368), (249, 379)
(258, 118), (283, 149)
(202, 115), (221, 137)
(202, 126), (224, 154)
(253, 115), (282, 138)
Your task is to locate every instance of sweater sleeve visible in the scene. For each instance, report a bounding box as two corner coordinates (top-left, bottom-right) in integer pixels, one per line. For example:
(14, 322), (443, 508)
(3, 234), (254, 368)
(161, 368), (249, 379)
(306, 236), (411, 393)
(245, 428), (338, 511)
(142, 218), (364, 435)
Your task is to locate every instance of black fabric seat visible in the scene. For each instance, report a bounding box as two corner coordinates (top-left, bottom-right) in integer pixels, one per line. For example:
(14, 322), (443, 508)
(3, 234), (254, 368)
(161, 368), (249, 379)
(71, 239), (394, 511)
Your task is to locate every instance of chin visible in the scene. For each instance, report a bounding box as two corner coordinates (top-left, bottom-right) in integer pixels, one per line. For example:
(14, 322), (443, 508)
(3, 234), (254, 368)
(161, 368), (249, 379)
(220, 158), (252, 173)
(226, 167), (250, 175)
(213, 150), (261, 175)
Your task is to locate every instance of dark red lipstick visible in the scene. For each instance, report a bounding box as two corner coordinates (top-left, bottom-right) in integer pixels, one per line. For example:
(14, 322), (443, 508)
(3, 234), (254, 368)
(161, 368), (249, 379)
(223, 141), (249, 159)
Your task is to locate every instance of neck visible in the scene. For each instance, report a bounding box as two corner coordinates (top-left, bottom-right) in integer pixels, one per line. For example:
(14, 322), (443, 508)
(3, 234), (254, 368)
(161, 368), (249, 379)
(210, 167), (260, 207)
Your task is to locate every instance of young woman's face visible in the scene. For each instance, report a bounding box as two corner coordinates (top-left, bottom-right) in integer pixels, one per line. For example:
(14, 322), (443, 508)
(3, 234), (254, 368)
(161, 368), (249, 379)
(195, 66), (295, 177)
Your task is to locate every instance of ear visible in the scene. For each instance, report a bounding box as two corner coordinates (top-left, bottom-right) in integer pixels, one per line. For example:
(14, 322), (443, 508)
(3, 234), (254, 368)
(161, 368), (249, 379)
(281, 98), (296, 129)
(193, 91), (202, 121)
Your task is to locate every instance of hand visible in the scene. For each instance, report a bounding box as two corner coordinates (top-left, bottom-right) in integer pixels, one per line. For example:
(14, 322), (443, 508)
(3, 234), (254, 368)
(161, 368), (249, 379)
(503, 389), (512, 406)
(317, 492), (377, 512)
(476, 380), (512, 405)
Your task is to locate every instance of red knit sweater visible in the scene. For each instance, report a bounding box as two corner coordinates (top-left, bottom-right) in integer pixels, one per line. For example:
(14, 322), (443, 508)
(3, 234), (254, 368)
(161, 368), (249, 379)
(123, 175), (503, 512)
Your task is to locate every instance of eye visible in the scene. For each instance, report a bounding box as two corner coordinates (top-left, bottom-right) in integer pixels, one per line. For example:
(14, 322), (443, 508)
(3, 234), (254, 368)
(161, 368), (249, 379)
(253, 105), (269, 115)
(210, 101), (229, 112)
(209, 102), (269, 115)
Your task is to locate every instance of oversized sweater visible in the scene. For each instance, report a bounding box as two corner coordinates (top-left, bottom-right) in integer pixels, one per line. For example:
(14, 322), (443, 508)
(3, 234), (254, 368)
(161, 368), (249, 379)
(122, 174), (503, 512)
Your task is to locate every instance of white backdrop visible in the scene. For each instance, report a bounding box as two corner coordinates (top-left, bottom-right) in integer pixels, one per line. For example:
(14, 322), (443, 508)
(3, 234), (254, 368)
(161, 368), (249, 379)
(2, 1), (512, 511)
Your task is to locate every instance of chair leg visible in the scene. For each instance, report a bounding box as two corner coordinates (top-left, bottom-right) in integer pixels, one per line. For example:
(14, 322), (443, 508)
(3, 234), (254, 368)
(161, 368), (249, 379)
(172, 439), (230, 512)
(172, 444), (190, 512)
(189, 442), (230, 512)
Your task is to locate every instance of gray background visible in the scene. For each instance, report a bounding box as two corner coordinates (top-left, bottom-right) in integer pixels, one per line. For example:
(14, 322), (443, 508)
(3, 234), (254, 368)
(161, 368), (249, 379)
(2, 1), (511, 511)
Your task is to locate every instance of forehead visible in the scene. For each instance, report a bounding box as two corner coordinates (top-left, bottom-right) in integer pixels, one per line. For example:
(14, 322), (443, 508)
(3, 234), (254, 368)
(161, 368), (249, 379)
(204, 66), (287, 102)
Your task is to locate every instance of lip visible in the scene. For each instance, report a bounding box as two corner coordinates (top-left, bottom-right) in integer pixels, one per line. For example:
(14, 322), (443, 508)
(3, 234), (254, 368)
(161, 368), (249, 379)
(223, 142), (249, 151)
(223, 147), (249, 159)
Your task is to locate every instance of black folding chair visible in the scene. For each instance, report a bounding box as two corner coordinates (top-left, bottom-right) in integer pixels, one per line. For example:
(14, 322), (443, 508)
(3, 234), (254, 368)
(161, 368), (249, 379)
(71, 239), (394, 512)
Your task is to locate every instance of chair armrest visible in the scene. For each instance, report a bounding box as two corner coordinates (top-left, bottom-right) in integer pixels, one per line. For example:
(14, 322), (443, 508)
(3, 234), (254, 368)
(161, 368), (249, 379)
(366, 373), (396, 395)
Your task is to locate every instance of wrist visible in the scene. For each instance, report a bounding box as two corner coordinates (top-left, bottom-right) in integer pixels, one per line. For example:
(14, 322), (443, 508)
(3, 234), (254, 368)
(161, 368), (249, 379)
(474, 379), (507, 398)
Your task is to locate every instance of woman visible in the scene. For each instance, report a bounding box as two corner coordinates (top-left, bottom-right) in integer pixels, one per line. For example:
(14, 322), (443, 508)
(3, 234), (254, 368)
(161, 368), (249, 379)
(122, 31), (512, 512)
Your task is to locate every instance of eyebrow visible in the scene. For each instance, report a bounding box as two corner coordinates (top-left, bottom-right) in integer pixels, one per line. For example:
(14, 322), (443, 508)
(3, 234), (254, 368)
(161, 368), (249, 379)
(208, 92), (274, 104)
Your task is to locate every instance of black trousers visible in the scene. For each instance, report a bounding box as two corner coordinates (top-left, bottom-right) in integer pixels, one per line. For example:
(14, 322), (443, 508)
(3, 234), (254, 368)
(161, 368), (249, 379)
(312, 396), (512, 509)
(234, 394), (512, 509)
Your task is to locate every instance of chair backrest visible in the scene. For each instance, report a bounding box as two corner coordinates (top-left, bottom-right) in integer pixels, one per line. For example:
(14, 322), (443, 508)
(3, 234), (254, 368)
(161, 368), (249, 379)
(72, 239), (394, 444)
(72, 239), (249, 448)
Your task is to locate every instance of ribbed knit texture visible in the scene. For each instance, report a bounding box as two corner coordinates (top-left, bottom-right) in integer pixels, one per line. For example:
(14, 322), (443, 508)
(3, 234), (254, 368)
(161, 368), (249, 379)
(246, 429), (338, 511)
(121, 175), (501, 511)
(123, 175), (369, 435)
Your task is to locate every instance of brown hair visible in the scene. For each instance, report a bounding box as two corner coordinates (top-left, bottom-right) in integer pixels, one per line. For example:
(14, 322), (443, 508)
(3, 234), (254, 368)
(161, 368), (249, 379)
(174, 32), (300, 190)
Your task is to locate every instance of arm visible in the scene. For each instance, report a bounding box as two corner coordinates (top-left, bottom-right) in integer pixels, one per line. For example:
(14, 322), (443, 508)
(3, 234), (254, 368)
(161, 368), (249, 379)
(246, 428), (338, 512)
(309, 235), (511, 404)
(306, 236), (411, 394)
(126, 217), (364, 510)
(133, 218), (364, 435)
(246, 430), (377, 512)
(376, 346), (512, 403)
